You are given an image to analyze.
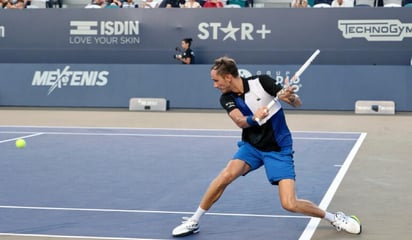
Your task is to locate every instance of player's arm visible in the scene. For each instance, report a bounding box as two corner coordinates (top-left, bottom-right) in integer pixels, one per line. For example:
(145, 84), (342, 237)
(277, 85), (302, 108)
(260, 75), (302, 108)
(228, 108), (268, 129)
(221, 94), (267, 129)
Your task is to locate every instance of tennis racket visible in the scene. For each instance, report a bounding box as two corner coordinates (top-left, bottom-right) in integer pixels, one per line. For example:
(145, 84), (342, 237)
(255, 49), (320, 123)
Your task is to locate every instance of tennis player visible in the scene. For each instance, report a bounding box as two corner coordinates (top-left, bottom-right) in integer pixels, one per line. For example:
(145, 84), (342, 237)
(172, 56), (362, 237)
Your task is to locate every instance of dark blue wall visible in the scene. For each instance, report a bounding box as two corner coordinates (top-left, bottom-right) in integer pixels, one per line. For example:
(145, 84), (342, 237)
(0, 64), (410, 111)
(0, 8), (411, 65)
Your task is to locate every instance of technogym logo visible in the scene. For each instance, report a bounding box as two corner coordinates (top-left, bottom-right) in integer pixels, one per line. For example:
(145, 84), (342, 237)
(32, 66), (109, 95)
(338, 19), (412, 41)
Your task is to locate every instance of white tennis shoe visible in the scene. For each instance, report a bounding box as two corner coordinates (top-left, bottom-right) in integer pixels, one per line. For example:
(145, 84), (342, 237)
(172, 217), (200, 237)
(331, 212), (362, 234)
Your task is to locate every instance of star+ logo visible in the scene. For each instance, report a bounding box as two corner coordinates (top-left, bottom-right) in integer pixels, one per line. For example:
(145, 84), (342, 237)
(198, 21), (271, 41)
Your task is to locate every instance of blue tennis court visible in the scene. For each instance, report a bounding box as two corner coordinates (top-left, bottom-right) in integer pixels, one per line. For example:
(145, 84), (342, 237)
(0, 126), (365, 240)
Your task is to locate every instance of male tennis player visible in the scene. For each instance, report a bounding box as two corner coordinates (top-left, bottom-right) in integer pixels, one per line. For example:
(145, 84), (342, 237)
(172, 56), (362, 237)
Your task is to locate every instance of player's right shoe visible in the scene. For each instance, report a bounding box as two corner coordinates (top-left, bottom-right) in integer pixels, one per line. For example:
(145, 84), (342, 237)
(172, 217), (200, 237)
(331, 211), (362, 234)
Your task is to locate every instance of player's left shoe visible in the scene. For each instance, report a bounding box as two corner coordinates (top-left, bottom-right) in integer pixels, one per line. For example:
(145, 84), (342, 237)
(172, 217), (200, 237)
(331, 211), (362, 234)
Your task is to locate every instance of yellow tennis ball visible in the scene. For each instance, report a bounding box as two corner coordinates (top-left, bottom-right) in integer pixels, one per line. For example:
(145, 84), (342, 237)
(15, 139), (26, 149)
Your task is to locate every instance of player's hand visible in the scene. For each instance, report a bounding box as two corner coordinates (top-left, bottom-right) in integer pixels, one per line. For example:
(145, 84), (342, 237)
(278, 77), (301, 107)
(255, 106), (270, 121)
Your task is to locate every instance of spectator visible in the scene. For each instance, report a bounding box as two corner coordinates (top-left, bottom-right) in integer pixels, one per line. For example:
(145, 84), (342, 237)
(165, 0), (185, 7)
(312, 0), (332, 6)
(226, 0), (250, 7)
(46, 0), (62, 8)
(4, 0), (25, 8)
(142, 0), (158, 7)
(123, 0), (138, 7)
(85, 0), (105, 8)
(331, 0), (353, 6)
(105, 0), (121, 7)
(182, 0), (201, 7)
(291, 0), (309, 7)
(203, 0), (223, 7)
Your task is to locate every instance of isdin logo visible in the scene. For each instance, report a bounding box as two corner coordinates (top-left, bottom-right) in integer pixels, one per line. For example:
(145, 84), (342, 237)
(338, 19), (412, 41)
(32, 66), (109, 95)
(198, 21), (271, 41)
(69, 21), (140, 45)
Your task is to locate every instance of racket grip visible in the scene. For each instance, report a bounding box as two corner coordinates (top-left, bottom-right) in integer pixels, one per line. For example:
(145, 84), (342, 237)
(255, 98), (277, 123)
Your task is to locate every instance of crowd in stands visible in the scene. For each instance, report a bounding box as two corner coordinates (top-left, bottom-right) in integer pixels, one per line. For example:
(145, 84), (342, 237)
(1, 0), (411, 9)
(83, 0), (253, 8)
(293, 0), (412, 7)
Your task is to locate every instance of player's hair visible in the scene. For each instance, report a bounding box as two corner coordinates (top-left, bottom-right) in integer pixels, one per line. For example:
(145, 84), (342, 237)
(182, 38), (193, 47)
(211, 56), (239, 78)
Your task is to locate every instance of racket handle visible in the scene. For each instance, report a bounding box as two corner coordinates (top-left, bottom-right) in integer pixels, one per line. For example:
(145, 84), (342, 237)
(255, 97), (278, 123)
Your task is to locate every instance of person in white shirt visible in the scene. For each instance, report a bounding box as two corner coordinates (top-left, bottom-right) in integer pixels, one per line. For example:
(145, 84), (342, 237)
(142, 0), (159, 7)
(331, 0), (354, 7)
(181, 0), (201, 7)
(85, 0), (105, 8)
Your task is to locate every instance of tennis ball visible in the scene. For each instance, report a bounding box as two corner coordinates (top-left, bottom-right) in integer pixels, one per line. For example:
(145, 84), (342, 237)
(15, 139), (26, 149)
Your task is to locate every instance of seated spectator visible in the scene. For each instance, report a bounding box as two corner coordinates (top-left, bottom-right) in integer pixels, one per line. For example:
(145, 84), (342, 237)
(46, 0), (62, 8)
(165, 0), (185, 7)
(105, 0), (121, 7)
(291, 0), (309, 7)
(122, 0), (138, 7)
(141, 0), (158, 7)
(85, 0), (105, 8)
(4, 0), (25, 8)
(226, 0), (249, 7)
(182, 0), (201, 7)
(203, 0), (223, 7)
(331, 0), (354, 6)
(312, 0), (332, 6)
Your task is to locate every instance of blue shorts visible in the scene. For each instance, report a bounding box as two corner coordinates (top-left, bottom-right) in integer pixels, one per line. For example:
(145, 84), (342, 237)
(233, 141), (296, 185)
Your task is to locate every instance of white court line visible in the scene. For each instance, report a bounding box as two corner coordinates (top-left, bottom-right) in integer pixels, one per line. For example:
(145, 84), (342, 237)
(298, 132), (367, 240)
(0, 233), (167, 240)
(0, 205), (309, 219)
(0, 132), (44, 144)
(0, 131), (358, 141)
(0, 125), (364, 135)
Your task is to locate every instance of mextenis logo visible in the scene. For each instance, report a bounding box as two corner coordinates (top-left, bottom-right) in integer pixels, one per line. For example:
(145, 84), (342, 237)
(198, 21), (271, 41)
(0, 26), (5, 38)
(69, 21), (140, 45)
(32, 66), (109, 95)
(338, 19), (412, 41)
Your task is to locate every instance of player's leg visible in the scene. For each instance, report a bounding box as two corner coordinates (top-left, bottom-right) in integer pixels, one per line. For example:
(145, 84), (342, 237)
(278, 178), (362, 234)
(199, 159), (251, 210)
(172, 159), (251, 237)
(278, 179), (325, 217)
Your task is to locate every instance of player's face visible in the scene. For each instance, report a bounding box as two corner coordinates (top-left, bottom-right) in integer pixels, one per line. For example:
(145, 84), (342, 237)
(211, 69), (231, 93)
(181, 41), (188, 50)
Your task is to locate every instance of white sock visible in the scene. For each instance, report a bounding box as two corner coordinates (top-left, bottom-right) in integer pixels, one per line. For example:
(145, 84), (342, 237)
(191, 207), (206, 222)
(324, 211), (335, 222)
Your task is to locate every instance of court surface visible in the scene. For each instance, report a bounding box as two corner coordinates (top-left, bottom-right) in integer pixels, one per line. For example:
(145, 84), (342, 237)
(0, 125), (365, 240)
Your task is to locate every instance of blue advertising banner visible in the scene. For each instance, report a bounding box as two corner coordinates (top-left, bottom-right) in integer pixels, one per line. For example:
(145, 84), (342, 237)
(0, 64), (410, 111)
(0, 8), (411, 65)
